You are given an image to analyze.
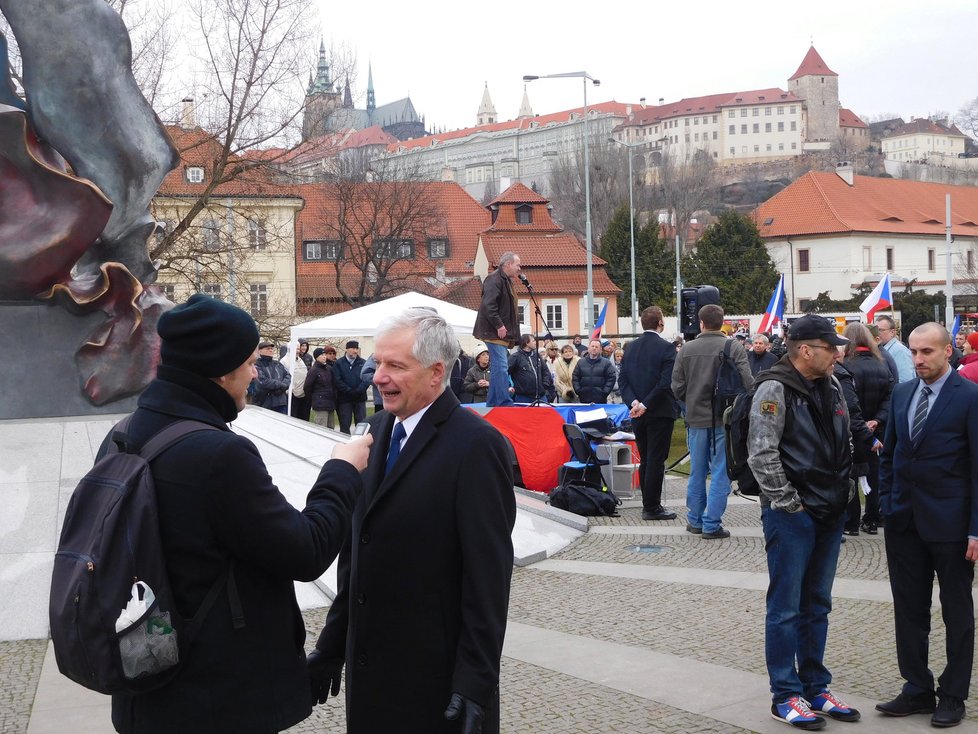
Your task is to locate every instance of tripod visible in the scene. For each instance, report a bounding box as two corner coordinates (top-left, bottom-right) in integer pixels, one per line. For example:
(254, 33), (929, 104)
(522, 279), (554, 406)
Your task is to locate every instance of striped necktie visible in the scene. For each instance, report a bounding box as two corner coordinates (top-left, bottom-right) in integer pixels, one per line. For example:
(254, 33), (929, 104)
(385, 422), (406, 476)
(910, 386), (931, 443)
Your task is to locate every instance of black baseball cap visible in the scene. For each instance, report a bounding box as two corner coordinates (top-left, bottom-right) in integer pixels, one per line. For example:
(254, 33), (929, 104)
(787, 315), (849, 346)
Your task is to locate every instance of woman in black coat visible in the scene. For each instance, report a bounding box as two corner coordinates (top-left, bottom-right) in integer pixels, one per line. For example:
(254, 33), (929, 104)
(304, 348), (338, 429)
(843, 322), (893, 534)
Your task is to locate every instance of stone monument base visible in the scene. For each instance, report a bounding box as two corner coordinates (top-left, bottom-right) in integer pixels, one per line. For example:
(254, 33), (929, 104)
(0, 301), (140, 420)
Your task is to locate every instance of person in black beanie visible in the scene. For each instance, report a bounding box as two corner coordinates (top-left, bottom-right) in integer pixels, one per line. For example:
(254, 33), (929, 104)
(101, 294), (372, 734)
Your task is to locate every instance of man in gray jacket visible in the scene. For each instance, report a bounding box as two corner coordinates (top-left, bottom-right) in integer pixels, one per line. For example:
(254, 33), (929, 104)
(671, 304), (752, 539)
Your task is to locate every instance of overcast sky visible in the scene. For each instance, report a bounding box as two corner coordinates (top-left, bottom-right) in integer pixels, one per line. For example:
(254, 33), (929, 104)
(313, 0), (978, 134)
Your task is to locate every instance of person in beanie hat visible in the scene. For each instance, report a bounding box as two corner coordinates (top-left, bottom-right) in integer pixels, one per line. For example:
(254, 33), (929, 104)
(305, 346), (339, 429)
(334, 340), (369, 434)
(99, 294), (371, 734)
(959, 331), (978, 384)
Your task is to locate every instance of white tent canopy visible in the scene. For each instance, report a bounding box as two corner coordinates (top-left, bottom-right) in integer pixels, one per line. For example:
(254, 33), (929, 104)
(289, 291), (478, 342)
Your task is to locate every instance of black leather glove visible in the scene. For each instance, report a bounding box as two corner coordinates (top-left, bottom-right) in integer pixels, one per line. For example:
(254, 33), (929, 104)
(306, 649), (343, 706)
(443, 692), (484, 734)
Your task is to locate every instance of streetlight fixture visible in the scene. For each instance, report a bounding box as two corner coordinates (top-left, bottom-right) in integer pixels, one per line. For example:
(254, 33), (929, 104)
(610, 137), (646, 335)
(523, 71), (601, 332)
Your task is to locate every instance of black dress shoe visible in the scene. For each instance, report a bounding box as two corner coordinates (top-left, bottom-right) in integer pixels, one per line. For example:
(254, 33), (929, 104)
(843, 528), (859, 536)
(642, 508), (677, 521)
(932, 696), (965, 728)
(875, 691), (936, 717)
(860, 521), (878, 535)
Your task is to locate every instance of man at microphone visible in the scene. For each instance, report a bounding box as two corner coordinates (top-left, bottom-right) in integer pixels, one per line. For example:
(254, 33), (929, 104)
(473, 252), (522, 407)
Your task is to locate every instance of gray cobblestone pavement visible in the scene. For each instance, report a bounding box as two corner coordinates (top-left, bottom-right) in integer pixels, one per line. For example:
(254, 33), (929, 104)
(0, 639), (45, 734)
(2, 468), (974, 733)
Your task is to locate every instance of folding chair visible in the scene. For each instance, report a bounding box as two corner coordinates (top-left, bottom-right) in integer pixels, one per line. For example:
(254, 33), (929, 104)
(560, 423), (609, 487)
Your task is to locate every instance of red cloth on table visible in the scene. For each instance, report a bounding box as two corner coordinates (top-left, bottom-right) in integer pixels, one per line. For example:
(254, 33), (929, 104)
(481, 406), (570, 493)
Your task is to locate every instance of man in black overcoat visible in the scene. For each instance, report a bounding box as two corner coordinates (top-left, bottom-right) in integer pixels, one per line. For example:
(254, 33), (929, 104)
(619, 306), (679, 521)
(309, 307), (517, 733)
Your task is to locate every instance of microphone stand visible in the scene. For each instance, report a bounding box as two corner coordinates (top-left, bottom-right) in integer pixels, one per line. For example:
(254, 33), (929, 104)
(521, 277), (553, 406)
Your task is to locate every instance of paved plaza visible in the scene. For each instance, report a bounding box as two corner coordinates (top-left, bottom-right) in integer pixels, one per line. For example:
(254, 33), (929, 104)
(4, 475), (978, 733)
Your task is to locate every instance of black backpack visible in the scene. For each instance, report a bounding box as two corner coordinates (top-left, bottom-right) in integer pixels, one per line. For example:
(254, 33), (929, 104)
(50, 418), (240, 695)
(722, 388), (761, 497)
(712, 339), (748, 420)
(549, 480), (621, 517)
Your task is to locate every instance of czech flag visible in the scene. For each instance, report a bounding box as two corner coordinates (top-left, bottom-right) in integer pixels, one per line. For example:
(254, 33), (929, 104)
(757, 274), (785, 334)
(859, 273), (892, 323)
(590, 302), (608, 340)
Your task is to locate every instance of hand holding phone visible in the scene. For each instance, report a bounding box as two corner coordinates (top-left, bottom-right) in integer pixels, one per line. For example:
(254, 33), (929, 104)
(352, 422), (371, 437)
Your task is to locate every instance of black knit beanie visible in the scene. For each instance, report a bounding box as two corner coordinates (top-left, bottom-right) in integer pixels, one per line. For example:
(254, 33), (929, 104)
(157, 294), (260, 377)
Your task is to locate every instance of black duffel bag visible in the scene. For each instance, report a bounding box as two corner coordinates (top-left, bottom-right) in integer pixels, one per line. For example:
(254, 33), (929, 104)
(549, 480), (621, 517)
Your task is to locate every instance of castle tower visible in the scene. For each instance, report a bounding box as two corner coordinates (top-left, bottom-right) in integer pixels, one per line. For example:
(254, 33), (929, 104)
(366, 61), (376, 113)
(477, 83), (496, 126)
(788, 45), (840, 143)
(301, 39), (341, 140)
(518, 85), (533, 119)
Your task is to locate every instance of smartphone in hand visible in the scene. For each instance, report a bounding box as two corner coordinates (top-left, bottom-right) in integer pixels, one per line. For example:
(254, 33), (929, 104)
(352, 422), (371, 437)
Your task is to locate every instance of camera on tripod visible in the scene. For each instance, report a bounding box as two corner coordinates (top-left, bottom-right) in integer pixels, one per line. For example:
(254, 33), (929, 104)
(680, 285), (720, 342)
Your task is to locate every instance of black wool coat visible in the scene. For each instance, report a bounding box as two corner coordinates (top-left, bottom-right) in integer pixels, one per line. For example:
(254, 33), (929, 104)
(107, 366), (361, 734)
(473, 267), (520, 347)
(315, 389), (516, 733)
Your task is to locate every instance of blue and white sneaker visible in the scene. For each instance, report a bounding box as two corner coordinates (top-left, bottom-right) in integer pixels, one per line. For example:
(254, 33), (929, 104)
(771, 696), (827, 730)
(809, 689), (861, 721)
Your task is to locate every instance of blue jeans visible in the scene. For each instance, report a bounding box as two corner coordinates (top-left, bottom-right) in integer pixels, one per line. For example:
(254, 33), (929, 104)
(486, 342), (514, 407)
(686, 426), (731, 533)
(762, 506), (844, 702)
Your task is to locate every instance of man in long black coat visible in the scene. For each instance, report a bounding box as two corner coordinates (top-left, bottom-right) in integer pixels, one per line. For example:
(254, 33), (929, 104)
(619, 306), (679, 522)
(105, 295), (371, 734)
(309, 307), (516, 733)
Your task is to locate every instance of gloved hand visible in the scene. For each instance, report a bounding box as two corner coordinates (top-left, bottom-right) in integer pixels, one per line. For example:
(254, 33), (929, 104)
(443, 692), (484, 734)
(306, 649), (343, 706)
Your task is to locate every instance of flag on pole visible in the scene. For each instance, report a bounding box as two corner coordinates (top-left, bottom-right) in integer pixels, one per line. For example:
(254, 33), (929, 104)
(859, 273), (892, 323)
(757, 274), (785, 334)
(951, 315), (962, 340)
(590, 302), (608, 340)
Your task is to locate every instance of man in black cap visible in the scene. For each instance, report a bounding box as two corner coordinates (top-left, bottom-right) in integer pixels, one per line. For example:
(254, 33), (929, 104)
(747, 314), (859, 729)
(334, 340), (369, 434)
(253, 341), (291, 414)
(101, 294), (371, 734)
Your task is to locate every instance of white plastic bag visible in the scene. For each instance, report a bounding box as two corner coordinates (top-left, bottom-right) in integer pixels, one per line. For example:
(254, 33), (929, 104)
(115, 581), (179, 679)
(115, 582), (155, 632)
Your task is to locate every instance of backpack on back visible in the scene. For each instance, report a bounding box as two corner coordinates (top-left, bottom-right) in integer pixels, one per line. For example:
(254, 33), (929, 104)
(723, 388), (760, 496)
(50, 418), (235, 695)
(712, 339), (748, 420)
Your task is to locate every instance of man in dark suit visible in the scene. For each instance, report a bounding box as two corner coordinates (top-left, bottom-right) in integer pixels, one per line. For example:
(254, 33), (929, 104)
(308, 307), (517, 733)
(877, 322), (978, 727)
(619, 306), (679, 522)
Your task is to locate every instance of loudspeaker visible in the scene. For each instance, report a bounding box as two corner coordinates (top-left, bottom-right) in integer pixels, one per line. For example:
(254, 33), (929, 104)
(680, 285), (721, 339)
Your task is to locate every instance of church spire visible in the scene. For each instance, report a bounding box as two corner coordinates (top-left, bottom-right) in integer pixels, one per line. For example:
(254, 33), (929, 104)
(518, 85), (533, 119)
(308, 38), (333, 96)
(477, 82), (496, 126)
(343, 77), (353, 108)
(366, 60), (376, 112)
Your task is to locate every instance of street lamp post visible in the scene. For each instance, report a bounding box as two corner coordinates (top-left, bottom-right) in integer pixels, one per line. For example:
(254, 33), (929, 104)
(523, 71), (600, 332)
(610, 137), (645, 335)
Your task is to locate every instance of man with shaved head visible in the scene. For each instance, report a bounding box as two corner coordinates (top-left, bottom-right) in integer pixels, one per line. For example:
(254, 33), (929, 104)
(877, 323), (978, 727)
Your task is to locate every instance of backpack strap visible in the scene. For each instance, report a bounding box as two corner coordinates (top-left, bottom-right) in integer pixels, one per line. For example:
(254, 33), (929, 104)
(139, 420), (222, 462)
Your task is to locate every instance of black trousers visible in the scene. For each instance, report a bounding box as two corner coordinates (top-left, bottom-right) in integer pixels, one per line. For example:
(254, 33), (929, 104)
(884, 523), (975, 700)
(846, 452), (880, 528)
(337, 401), (367, 434)
(633, 415), (674, 512)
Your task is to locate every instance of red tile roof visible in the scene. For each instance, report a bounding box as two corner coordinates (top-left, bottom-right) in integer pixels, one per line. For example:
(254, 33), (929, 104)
(389, 101), (632, 151)
(839, 108), (867, 129)
(480, 233), (608, 267)
(488, 182), (548, 205)
(158, 125), (299, 198)
(616, 88), (800, 129)
(508, 267), (620, 296)
(431, 277), (484, 310)
(755, 171), (978, 239)
(885, 118), (967, 139)
(788, 46), (837, 81)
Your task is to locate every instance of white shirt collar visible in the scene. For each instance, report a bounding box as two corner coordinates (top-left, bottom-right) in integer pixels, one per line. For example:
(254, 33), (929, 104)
(391, 400), (436, 448)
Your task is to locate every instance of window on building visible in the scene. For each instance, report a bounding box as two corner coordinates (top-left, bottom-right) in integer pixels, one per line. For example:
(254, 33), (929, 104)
(376, 239), (414, 259)
(777, 106), (784, 115)
(740, 109), (747, 117)
(766, 144), (772, 152)
(202, 283), (222, 300)
(754, 144), (760, 153)
(863, 247), (872, 270)
(928, 248), (936, 272)
(790, 106), (797, 114)
(765, 122), (772, 132)
(741, 124), (747, 134)
(798, 298), (813, 311)
(753, 123), (759, 133)
(969, 249), (975, 271)
(886, 247), (894, 271)
(729, 147), (735, 155)
(546, 304), (564, 330)
(728, 110), (735, 118)
(791, 142), (797, 150)
(712, 131), (718, 140)
(712, 115), (718, 123)
(428, 239), (449, 258)
(518, 304), (527, 327)
(778, 122), (784, 132)
(779, 143), (784, 151)
(799, 249), (810, 272)
(202, 219), (220, 252)
(160, 283), (175, 301)
(685, 118), (691, 126)
(249, 283), (267, 317)
(765, 108), (772, 116)
(248, 220), (267, 250)
(790, 121), (797, 131)
(752, 108), (759, 117)
(742, 145), (748, 153)
(516, 205), (533, 224)
(729, 125), (735, 135)
(305, 240), (341, 261)
(185, 166), (204, 183)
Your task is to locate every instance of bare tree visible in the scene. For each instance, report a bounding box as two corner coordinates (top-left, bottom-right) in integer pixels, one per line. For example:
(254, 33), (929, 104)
(306, 174), (446, 309)
(548, 139), (630, 242)
(656, 147), (720, 255)
(956, 96), (978, 141)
